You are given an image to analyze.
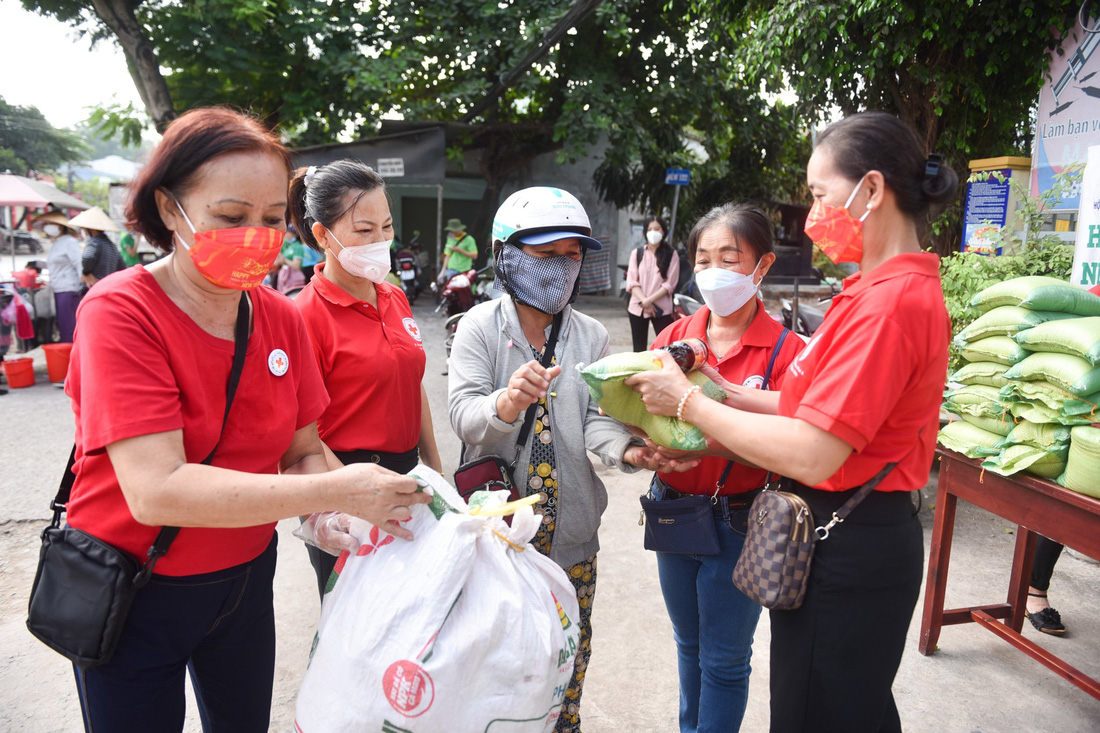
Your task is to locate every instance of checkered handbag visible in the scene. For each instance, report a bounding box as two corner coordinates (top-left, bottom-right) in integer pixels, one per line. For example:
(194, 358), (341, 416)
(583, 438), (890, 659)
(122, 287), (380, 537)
(732, 490), (816, 610)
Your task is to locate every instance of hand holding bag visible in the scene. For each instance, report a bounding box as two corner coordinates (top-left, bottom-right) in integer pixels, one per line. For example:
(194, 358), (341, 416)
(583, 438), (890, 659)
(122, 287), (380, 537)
(26, 293), (250, 668)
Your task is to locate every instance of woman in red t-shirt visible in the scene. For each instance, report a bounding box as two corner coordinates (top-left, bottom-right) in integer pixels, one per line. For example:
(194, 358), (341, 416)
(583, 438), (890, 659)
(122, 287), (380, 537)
(648, 204), (803, 732)
(628, 112), (958, 732)
(288, 160), (442, 597)
(58, 109), (429, 733)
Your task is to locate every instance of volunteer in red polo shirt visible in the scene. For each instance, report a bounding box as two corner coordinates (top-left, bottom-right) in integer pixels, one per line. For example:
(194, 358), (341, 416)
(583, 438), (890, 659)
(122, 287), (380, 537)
(289, 159), (442, 597)
(629, 112), (959, 732)
(647, 203), (803, 732)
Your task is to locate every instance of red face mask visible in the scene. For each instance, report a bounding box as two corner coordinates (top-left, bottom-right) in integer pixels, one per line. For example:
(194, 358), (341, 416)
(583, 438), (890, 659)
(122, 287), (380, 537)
(803, 174), (870, 264)
(173, 200), (284, 290)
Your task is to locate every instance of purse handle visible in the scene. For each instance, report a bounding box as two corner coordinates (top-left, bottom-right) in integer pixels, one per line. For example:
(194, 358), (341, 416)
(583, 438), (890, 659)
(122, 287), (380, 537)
(509, 310), (564, 469)
(51, 292), (252, 586)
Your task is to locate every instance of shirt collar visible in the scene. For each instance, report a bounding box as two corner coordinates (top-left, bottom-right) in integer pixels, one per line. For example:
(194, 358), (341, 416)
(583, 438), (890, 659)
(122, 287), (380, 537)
(836, 252), (941, 301)
(311, 262), (389, 309)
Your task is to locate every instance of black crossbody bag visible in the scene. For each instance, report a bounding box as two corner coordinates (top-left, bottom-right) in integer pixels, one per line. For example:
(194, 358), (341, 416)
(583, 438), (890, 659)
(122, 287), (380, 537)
(27, 293), (250, 669)
(639, 327), (791, 555)
(453, 312), (563, 504)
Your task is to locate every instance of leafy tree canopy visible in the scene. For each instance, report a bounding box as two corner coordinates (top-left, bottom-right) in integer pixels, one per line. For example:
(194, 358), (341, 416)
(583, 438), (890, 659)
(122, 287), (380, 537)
(0, 95), (88, 175)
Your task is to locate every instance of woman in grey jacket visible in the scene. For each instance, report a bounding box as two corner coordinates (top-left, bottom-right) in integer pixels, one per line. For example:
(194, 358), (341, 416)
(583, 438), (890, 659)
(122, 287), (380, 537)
(449, 187), (691, 732)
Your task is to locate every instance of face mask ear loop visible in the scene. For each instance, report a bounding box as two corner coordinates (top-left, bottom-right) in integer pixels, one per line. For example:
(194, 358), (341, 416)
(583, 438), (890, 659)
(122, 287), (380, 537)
(170, 197), (198, 251)
(844, 173), (872, 222)
(324, 226), (347, 253)
(749, 259), (764, 288)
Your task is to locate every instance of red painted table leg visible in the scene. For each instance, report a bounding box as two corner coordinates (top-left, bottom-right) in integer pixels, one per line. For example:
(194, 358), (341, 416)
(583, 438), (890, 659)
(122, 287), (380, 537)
(1007, 527), (1037, 633)
(920, 461), (958, 656)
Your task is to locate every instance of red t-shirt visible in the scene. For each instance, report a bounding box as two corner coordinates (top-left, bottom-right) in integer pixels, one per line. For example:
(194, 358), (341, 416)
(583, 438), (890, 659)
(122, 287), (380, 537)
(65, 267), (329, 575)
(778, 253), (949, 492)
(654, 300), (804, 495)
(294, 264), (426, 453)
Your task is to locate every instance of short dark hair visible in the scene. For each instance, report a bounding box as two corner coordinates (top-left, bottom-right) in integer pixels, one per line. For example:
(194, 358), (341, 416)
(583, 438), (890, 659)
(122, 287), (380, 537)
(126, 108), (291, 252)
(288, 160), (386, 252)
(687, 203), (775, 265)
(816, 111), (958, 220)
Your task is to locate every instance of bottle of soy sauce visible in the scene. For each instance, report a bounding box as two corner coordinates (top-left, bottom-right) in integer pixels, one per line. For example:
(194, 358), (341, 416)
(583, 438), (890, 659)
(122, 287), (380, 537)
(660, 338), (709, 373)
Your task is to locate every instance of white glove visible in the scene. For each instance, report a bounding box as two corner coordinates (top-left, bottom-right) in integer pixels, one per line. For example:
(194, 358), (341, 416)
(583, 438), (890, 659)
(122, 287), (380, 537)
(293, 511), (360, 556)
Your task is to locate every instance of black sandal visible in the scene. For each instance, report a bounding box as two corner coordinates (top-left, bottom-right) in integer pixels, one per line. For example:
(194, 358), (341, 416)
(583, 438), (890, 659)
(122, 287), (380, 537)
(1026, 592), (1066, 635)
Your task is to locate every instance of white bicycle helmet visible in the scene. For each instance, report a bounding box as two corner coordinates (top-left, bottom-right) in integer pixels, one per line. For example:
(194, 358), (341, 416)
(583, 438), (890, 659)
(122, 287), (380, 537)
(491, 187), (603, 250)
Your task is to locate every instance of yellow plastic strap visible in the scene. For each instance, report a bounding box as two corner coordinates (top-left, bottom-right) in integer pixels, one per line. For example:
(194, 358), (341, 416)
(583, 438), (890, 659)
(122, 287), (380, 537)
(468, 492), (545, 518)
(489, 527), (527, 552)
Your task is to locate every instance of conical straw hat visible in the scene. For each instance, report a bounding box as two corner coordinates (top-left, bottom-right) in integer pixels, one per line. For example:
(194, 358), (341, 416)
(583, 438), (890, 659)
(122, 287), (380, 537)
(68, 206), (121, 232)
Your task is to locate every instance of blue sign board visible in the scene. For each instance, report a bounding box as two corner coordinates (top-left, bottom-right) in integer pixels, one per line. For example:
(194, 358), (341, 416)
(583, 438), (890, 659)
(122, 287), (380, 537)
(665, 168), (691, 185)
(962, 169), (1012, 255)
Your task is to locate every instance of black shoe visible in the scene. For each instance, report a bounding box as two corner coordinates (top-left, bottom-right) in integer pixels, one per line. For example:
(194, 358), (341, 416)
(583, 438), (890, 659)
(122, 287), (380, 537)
(1026, 606), (1066, 635)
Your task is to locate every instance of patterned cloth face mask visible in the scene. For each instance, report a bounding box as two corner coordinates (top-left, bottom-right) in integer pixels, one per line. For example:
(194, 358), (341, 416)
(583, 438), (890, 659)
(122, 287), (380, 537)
(495, 244), (582, 315)
(172, 199), (285, 290)
(804, 173), (870, 264)
(325, 227), (393, 283)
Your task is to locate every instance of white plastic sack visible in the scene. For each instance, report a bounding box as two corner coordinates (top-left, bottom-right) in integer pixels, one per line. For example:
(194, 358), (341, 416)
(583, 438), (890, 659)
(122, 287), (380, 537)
(294, 466), (581, 733)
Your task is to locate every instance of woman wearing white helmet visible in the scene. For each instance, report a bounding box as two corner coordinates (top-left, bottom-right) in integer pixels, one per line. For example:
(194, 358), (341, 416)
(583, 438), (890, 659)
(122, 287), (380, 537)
(449, 186), (695, 731)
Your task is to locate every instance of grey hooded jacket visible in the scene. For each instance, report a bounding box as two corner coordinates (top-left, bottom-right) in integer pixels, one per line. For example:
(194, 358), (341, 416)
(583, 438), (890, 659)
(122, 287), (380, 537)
(448, 296), (641, 568)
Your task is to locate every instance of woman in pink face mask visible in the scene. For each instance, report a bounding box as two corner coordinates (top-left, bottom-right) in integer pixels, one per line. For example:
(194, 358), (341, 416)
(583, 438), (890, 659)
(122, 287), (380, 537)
(288, 160), (442, 598)
(628, 112), (958, 732)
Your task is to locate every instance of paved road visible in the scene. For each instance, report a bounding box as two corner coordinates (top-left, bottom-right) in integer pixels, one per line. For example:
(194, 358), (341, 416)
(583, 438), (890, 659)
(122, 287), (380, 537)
(0, 292), (1097, 731)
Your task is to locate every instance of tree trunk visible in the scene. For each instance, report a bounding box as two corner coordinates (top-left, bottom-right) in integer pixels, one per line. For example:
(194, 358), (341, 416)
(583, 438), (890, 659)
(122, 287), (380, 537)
(91, 0), (176, 132)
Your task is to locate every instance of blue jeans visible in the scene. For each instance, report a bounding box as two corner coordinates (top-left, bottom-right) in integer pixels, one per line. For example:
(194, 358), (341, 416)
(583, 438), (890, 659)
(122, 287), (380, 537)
(656, 506), (762, 733)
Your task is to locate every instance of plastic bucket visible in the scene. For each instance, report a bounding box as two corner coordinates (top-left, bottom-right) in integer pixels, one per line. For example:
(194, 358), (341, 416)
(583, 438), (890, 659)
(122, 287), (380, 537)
(43, 343), (73, 383)
(2, 357), (35, 388)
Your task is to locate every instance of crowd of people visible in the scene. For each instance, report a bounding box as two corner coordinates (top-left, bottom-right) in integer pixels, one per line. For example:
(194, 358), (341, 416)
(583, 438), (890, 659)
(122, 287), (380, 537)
(37, 104), (1073, 733)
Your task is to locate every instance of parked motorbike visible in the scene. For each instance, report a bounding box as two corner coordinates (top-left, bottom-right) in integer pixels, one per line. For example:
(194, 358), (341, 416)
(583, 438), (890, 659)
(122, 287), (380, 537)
(780, 278), (839, 336)
(394, 247), (422, 304)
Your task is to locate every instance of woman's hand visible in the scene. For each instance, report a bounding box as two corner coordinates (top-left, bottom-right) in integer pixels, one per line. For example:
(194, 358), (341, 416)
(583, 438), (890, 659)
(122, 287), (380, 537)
(296, 511), (361, 554)
(624, 350), (695, 417)
(623, 444), (702, 473)
(496, 360), (562, 424)
(330, 463), (431, 541)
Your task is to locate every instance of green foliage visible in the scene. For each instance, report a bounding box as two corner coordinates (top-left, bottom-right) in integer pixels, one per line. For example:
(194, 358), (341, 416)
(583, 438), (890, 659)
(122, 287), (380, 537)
(0, 95), (88, 175)
(66, 177), (110, 210)
(86, 103), (150, 149)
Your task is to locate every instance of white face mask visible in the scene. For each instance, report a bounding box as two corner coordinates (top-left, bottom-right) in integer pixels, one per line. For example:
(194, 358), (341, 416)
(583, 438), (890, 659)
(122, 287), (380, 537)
(646, 230), (663, 246)
(695, 262), (761, 317)
(43, 224), (62, 238)
(327, 228), (392, 283)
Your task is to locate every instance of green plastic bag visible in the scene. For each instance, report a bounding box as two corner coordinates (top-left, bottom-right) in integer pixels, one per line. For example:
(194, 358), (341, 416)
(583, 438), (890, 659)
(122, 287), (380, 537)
(937, 420), (1003, 458)
(1058, 426), (1100, 498)
(954, 306), (1075, 344)
(1014, 316), (1100, 366)
(942, 384), (1007, 420)
(1003, 352), (1100, 396)
(959, 412), (1014, 437)
(950, 361), (1009, 388)
(1006, 400), (1097, 426)
(998, 380), (1100, 418)
(970, 276), (1100, 316)
(958, 336), (1028, 366)
(579, 351), (727, 450)
(982, 444), (1067, 479)
(998, 421), (1071, 452)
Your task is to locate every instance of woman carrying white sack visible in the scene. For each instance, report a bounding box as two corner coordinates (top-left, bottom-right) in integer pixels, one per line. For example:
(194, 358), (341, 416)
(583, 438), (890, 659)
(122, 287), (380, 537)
(448, 186), (697, 732)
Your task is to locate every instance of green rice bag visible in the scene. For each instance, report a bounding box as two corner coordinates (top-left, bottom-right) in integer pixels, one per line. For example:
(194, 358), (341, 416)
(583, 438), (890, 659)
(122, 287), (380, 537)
(1006, 400), (1096, 426)
(958, 336), (1028, 366)
(1058, 426), (1100, 498)
(1013, 316), (1100, 366)
(998, 421), (1071, 452)
(1003, 352), (1100, 396)
(937, 420), (1003, 458)
(950, 361), (1009, 388)
(970, 276), (1100, 316)
(982, 444), (1068, 479)
(579, 351), (726, 450)
(954, 306), (1075, 344)
(998, 380), (1100, 417)
(958, 412), (1014, 437)
(942, 384), (1007, 420)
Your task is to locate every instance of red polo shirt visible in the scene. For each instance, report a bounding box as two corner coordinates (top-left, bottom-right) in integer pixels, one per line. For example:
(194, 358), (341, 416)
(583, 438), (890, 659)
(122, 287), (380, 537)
(778, 253), (949, 492)
(65, 267), (330, 575)
(654, 299), (804, 496)
(294, 263), (426, 453)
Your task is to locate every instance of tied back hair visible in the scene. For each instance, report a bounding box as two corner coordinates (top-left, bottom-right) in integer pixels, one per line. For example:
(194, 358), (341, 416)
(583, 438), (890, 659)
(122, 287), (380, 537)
(289, 159), (385, 252)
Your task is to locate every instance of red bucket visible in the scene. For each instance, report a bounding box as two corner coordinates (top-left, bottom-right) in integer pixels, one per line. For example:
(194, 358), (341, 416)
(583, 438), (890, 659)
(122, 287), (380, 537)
(43, 343), (73, 383)
(2, 357), (35, 388)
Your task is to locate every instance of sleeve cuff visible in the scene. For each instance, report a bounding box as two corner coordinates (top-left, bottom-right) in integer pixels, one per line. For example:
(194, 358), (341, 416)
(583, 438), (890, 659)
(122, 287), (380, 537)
(485, 388), (522, 433)
(793, 403), (869, 453)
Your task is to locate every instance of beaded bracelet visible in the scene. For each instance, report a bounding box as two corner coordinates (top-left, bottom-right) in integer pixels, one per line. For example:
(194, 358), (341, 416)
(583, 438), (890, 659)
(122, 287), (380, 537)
(676, 385), (702, 422)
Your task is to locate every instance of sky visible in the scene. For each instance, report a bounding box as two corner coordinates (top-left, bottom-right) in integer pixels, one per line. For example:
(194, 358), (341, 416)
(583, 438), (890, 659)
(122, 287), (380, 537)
(0, 2), (144, 129)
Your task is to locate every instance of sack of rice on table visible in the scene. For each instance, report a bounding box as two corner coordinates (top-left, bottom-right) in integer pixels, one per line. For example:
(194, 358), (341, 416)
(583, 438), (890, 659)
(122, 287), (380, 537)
(1058, 426), (1100, 498)
(1003, 352), (1100, 397)
(937, 419), (1003, 458)
(942, 384), (1009, 420)
(998, 381), (1100, 422)
(953, 305), (1075, 345)
(294, 468), (581, 733)
(949, 361), (1011, 389)
(578, 351), (727, 450)
(1013, 316), (1100, 366)
(980, 421), (1070, 479)
(958, 336), (1028, 366)
(970, 276), (1100, 316)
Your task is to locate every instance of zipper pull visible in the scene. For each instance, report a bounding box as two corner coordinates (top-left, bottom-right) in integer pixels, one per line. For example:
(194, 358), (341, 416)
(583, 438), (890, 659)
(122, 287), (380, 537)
(638, 509), (645, 526)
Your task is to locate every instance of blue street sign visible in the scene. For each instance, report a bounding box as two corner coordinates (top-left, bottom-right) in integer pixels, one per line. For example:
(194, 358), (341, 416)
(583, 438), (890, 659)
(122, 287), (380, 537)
(665, 168), (691, 185)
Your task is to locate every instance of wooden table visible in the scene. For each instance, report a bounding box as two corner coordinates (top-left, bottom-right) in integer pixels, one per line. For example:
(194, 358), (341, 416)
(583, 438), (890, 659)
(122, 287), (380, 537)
(920, 448), (1100, 698)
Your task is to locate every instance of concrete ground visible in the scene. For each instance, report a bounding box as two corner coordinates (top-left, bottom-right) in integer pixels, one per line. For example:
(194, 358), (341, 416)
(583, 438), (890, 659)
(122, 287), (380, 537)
(0, 292), (1097, 732)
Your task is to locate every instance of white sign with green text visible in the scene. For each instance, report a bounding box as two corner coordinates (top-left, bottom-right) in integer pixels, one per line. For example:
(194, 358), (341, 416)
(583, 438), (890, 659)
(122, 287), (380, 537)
(1073, 145), (1100, 288)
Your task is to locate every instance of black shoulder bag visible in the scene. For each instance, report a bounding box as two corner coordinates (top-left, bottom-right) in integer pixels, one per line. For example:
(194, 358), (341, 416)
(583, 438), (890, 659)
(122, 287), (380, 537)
(27, 293), (251, 669)
(453, 312), (563, 504)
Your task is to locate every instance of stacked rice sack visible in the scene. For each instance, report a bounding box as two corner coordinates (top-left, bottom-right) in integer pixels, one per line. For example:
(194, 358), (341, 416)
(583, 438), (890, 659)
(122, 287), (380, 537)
(939, 276), (1100, 497)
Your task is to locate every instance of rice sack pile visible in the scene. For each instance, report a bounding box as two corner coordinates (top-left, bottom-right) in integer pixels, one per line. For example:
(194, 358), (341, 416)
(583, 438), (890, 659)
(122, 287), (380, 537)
(578, 351), (727, 451)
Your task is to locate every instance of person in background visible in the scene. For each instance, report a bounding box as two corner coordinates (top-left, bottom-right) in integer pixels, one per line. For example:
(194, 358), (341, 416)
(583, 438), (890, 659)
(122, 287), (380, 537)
(40, 211), (83, 342)
(439, 217), (477, 283)
(299, 224), (322, 283)
(275, 224), (306, 294)
(449, 186), (694, 732)
(119, 230), (140, 268)
(289, 160), (443, 598)
(626, 216), (680, 351)
(14, 260), (42, 290)
(70, 207), (125, 289)
(628, 111), (958, 733)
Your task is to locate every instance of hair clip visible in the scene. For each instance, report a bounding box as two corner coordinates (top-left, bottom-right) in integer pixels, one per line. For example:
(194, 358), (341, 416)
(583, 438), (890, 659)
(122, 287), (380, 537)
(924, 154), (942, 181)
(304, 165), (318, 188)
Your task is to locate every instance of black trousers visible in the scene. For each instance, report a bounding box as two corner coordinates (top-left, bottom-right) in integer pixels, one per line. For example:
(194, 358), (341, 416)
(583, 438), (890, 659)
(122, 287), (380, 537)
(305, 447), (419, 599)
(1029, 534), (1064, 592)
(629, 311), (676, 351)
(769, 487), (923, 733)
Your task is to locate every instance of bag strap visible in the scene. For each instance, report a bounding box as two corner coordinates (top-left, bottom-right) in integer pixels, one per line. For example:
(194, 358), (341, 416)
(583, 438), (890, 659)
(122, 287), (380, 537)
(51, 292), (252, 585)
(813, 461), (898, 540)
(511, 311), (564, 467)
(762, 327), (790, 391)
